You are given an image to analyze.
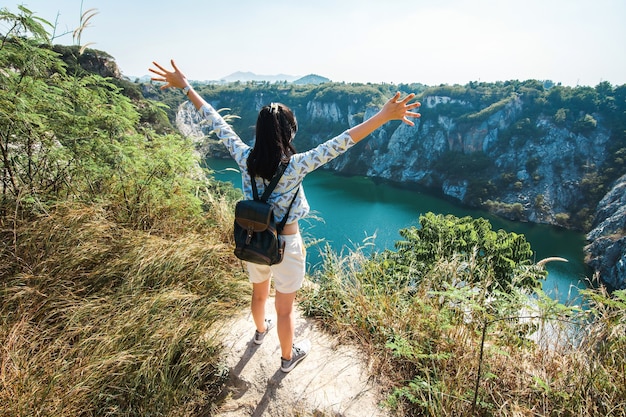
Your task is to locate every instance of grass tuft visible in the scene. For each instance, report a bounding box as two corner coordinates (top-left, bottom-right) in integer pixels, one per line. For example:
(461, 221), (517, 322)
(300, 245), (626, 417)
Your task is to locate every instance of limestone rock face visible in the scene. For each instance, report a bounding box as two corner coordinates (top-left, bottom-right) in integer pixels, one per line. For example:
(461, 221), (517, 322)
(585, 175), (626, 290)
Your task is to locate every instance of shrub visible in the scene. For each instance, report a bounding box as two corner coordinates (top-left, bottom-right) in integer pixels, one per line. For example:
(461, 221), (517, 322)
(301, 231), (626, 417)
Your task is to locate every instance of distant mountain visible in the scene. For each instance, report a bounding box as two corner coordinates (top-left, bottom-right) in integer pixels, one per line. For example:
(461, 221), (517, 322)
(220, 71), (300, 83)
(129, 74), (153, 83)
(293, 74), (330, 85)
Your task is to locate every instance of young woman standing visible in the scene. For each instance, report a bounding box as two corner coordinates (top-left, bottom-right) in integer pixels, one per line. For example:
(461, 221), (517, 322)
(149, 60), (421, 372)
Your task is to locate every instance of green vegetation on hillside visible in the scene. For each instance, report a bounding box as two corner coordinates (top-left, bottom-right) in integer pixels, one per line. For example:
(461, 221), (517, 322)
(2, 6), (625, 417)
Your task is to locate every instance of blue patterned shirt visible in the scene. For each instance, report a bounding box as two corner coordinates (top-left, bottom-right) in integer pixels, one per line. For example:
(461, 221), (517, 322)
(200, 104), (356, 224)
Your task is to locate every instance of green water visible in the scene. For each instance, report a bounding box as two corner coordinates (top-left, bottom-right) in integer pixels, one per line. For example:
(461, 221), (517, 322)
(207, 158), (590, 304)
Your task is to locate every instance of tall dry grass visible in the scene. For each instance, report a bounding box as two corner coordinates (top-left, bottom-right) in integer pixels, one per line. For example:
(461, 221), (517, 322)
(300, 246), (626, 417)
(0, 201), (249, 416)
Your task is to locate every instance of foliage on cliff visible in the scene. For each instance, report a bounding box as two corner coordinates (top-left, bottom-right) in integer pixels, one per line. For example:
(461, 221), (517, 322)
(379, 213), (541, 292)
(0, 6), (201, 228)
(301, 239), (626, 416)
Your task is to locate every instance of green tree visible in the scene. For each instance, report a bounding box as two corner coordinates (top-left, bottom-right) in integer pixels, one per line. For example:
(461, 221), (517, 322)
(1, 5), (60, 200)
(0, 23), (132, 202)
(554, 108), (568, 125)
(0, 6), (204, 229)
(373, 213), (542, 292)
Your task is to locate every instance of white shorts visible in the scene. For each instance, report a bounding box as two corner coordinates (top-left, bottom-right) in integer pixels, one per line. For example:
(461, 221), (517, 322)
(246, 232), (306, 294)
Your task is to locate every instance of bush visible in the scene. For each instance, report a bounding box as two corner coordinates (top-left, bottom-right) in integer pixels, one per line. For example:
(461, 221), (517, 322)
(573, 113), (598, 134)
(301, 230), (626, 416)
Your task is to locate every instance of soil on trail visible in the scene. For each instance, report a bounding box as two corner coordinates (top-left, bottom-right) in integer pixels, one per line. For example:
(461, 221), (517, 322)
(213, 296), (388, 417)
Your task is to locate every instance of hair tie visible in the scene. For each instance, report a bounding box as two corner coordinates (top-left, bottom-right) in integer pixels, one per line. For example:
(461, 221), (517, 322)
(269, 103), (279, 114)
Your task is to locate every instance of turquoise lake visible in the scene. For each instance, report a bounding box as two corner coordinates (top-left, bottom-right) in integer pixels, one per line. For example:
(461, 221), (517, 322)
(207, 158), (590, 305)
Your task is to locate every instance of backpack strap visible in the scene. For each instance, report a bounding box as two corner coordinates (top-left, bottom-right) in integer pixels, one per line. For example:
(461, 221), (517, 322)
(251, 162), (287, 202)
(277, 188), (299, 233)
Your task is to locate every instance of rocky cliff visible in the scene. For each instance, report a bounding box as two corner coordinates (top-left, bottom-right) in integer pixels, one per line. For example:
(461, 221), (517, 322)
(585, 175), (626, 290)
(322, 94), (612, 228)
(172, 81), (626, 289)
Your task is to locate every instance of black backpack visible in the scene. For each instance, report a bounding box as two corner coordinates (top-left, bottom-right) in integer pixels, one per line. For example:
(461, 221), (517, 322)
(233, 162), (298, 265)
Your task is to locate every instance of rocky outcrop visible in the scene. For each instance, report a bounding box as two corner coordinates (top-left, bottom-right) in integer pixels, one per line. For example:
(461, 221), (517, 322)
(585, 175), (626, 290)
(303, 94), (612, 229)
(53, 45), (122, 79)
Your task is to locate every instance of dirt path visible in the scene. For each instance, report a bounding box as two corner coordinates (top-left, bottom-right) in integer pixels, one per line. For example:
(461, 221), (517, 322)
(213, 296), (388, 417)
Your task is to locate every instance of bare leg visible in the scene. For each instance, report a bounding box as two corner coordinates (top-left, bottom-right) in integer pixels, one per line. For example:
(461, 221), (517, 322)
(251, 279), (271, 333)
(275, 290), (297, 360)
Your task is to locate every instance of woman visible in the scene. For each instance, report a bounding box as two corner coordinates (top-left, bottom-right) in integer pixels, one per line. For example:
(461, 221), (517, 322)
(149, 60), (421, 373)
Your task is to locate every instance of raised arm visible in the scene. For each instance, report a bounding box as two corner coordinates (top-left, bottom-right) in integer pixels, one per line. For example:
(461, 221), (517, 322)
(149, 60), (205, 110)
(347, 92), (421, 143)
(149, 60), (252, 167)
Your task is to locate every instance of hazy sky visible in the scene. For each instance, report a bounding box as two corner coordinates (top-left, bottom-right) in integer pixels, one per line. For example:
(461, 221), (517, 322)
(7, 0), (626, 86)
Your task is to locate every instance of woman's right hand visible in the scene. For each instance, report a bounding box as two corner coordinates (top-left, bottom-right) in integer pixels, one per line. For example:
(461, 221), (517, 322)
(347, 92), (421, 143)
(149, 59), (207, 111)
(380, 92), (421, 126)
(149, 59), (189, 90)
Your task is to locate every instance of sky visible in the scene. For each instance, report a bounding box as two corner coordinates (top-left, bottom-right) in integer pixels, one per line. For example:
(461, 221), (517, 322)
(6, 0), (626, 87)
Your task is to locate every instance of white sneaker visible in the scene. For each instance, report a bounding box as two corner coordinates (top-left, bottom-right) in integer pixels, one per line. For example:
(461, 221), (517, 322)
(280, 340), (311, 372)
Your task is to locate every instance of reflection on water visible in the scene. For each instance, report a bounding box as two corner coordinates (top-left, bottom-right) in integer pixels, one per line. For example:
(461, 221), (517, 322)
(207, 158), (590, 304)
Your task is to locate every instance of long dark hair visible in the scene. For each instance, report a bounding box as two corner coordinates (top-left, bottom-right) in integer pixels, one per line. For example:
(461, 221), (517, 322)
(247, 103), (297, 180)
